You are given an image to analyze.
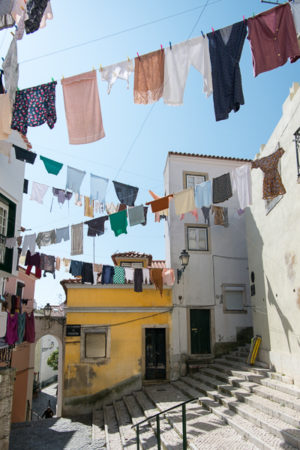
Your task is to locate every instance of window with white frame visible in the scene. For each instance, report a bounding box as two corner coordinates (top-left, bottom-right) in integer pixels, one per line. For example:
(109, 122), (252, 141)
(0, 201), (9, 264)
(184, 172), (207, 189)
(186, 225), (209, 251)
(80, 326), (111, 363)
(222, 284), (246, 312)
(120, 261), (143, 268)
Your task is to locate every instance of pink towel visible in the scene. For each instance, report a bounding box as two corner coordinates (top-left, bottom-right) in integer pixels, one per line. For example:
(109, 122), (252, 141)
(61, 70), (105, 145)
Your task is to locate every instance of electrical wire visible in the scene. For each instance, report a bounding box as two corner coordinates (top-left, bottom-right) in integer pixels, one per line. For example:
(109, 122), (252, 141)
(19, 0), (222, 65)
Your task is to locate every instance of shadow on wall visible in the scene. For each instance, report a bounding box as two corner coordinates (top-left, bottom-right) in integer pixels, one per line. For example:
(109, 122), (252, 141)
(245, 209), (271, 356)
(266, 277), (299, 352)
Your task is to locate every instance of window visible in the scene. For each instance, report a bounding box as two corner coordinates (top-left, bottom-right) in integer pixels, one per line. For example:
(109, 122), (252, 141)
(0, 201), (9, 264)
(80, 326), (111, 363)
(222, 284), (246, 312)
(183, 172), (207, 189)
(16, 281), (25, 297)
(186, 225), (209, 251)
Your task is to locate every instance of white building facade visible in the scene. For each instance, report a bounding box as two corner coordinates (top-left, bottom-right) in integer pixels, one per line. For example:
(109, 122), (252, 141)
(246, 82), (300, 386)
(164, 152), (253, 379)
(0, 139), (25, 286)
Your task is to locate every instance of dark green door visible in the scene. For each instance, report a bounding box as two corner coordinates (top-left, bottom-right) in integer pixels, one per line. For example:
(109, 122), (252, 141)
(190, 309), (211, 354)
(145, 328), (166, 380)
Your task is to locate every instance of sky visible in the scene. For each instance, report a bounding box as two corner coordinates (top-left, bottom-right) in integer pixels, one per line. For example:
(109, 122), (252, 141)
(2, 0), (299, 307)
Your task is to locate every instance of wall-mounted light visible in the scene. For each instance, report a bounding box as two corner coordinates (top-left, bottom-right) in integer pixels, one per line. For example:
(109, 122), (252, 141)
(177, 249), (190, 284)
(44, 303), (52, 318)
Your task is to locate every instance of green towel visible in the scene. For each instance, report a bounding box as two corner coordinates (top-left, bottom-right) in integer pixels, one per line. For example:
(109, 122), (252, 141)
(109, 209), (128, 237)
(113, 266), (125, 284)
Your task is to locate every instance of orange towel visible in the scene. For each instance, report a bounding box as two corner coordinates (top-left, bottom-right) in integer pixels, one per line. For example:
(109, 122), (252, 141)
(146, 194), (172, 213)
(61, 70), (105, 145)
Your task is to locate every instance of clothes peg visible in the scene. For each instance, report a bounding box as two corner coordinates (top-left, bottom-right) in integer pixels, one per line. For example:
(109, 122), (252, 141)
(137, 52), (140, 60)
(201, 31), (205, 38)
(61, 75), (64, 80)
(10, 31), (15, 37)
(243, 15), (245, 23)
(1, 57), (4, 62)
(127, 56), (130, 62)
(169, 41), (172, 50)
(160, 44), (163, 51)
(14, 24), (18, 30)
(51, 77), (54, 82)
(99, 64), (103, 72)
(211, 27), (215, 34)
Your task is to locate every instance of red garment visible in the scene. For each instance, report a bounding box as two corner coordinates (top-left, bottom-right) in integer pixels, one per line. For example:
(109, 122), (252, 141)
(247, 4), (300, 77)
(5, 313), (18, 345)
(24, 312), (35, 343)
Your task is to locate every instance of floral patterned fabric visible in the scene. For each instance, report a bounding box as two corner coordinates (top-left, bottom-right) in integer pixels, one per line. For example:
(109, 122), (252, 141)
(11, 81), (57, 135)
(251, 148), (286, 200)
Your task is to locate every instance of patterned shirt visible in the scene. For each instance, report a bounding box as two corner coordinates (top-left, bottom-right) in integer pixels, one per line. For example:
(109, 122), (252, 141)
(251, 148), (286, 200)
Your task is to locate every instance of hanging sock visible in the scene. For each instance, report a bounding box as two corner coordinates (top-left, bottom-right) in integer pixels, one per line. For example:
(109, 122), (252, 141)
(106, 202), (119, 215)
(40, 155), (63, 175)
(163, 35), (212, 106)
(90, 173), (109, 202)
(208, 21), (247, 121)
(180, 209), (199, 221)
(3, 36), (19, 104)
(61, 70), (105, 145)
(71, 223), (83, 256)
(113, 181), (138, 206)
(134, 49), (165, 104)
(101, 59), (134, 94)
(74, 193), (83, 207)
(109, 209), (128, 237)
(11, 81), (57, 135)
(248, 4), (300, 74)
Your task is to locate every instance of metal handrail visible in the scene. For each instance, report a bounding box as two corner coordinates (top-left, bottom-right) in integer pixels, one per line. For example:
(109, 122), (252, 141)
(131, 396), (198, 450)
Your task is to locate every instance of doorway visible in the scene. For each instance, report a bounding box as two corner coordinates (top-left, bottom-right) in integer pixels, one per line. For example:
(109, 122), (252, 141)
(190, 309), (211, 354)
(145, 328), (166, 380)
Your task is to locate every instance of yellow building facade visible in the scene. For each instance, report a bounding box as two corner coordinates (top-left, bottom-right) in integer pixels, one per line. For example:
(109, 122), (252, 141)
(62, 253), (173, 416)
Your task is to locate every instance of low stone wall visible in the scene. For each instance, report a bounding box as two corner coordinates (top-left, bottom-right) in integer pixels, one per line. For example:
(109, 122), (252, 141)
(0, 367), (16, 450)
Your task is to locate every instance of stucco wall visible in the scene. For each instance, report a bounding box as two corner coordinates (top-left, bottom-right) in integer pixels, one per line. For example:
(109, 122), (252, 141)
(246, 82), (300, 385)
(0, 150), (25, 278)
(63, 285), (172, 415)
(164, 154), (253, 377)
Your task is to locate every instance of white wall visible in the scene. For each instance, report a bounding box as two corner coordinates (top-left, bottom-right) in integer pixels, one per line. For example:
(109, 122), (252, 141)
(38, 335), (59, 385)
(246, 82), (300, 385)
(164, 154), (253, 378)
(0, 148), (25, 277)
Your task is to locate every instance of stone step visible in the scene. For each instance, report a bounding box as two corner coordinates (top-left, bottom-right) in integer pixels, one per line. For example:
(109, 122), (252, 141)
(226, 352), (269, 369)
(134, 390), (182, 450)
(170, 381), (259, 450)
(259, 377), (300, 399)
(214, 358), (271, 377)
(114, 399), (137, 449)
(92, 408), (106, 443)
(123, 394), (157, 449)
(182, 375), (300, 448)
(199, 396), (296, 450)
(103, 404), (123, 450)
(268, 372), (294, 385)
(211, 362), (269, 383)
(201, 366), (300, 413)
(219, 395), (300, 449)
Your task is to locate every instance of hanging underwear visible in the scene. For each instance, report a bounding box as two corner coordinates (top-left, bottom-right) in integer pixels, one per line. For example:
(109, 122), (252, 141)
(40, 155), (63, 175)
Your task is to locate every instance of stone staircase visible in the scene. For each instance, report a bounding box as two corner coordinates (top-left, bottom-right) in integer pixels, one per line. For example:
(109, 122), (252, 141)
(92, 346), (300, 449)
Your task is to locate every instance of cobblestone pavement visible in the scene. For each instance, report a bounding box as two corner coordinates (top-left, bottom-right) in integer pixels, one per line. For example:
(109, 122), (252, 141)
(32, 383), (57, 419)
(9, 415), (105, 450)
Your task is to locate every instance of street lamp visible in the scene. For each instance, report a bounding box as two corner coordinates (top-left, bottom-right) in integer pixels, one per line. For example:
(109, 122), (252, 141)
(177, 249), (190, 284)
(44, 303), (52, 318)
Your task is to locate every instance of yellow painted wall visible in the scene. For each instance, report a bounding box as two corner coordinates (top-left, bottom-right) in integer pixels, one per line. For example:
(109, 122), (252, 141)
(64, 286), (172, 405)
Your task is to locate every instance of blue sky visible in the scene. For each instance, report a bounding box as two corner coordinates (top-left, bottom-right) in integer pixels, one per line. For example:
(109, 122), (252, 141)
(2, 0), (299, 306)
